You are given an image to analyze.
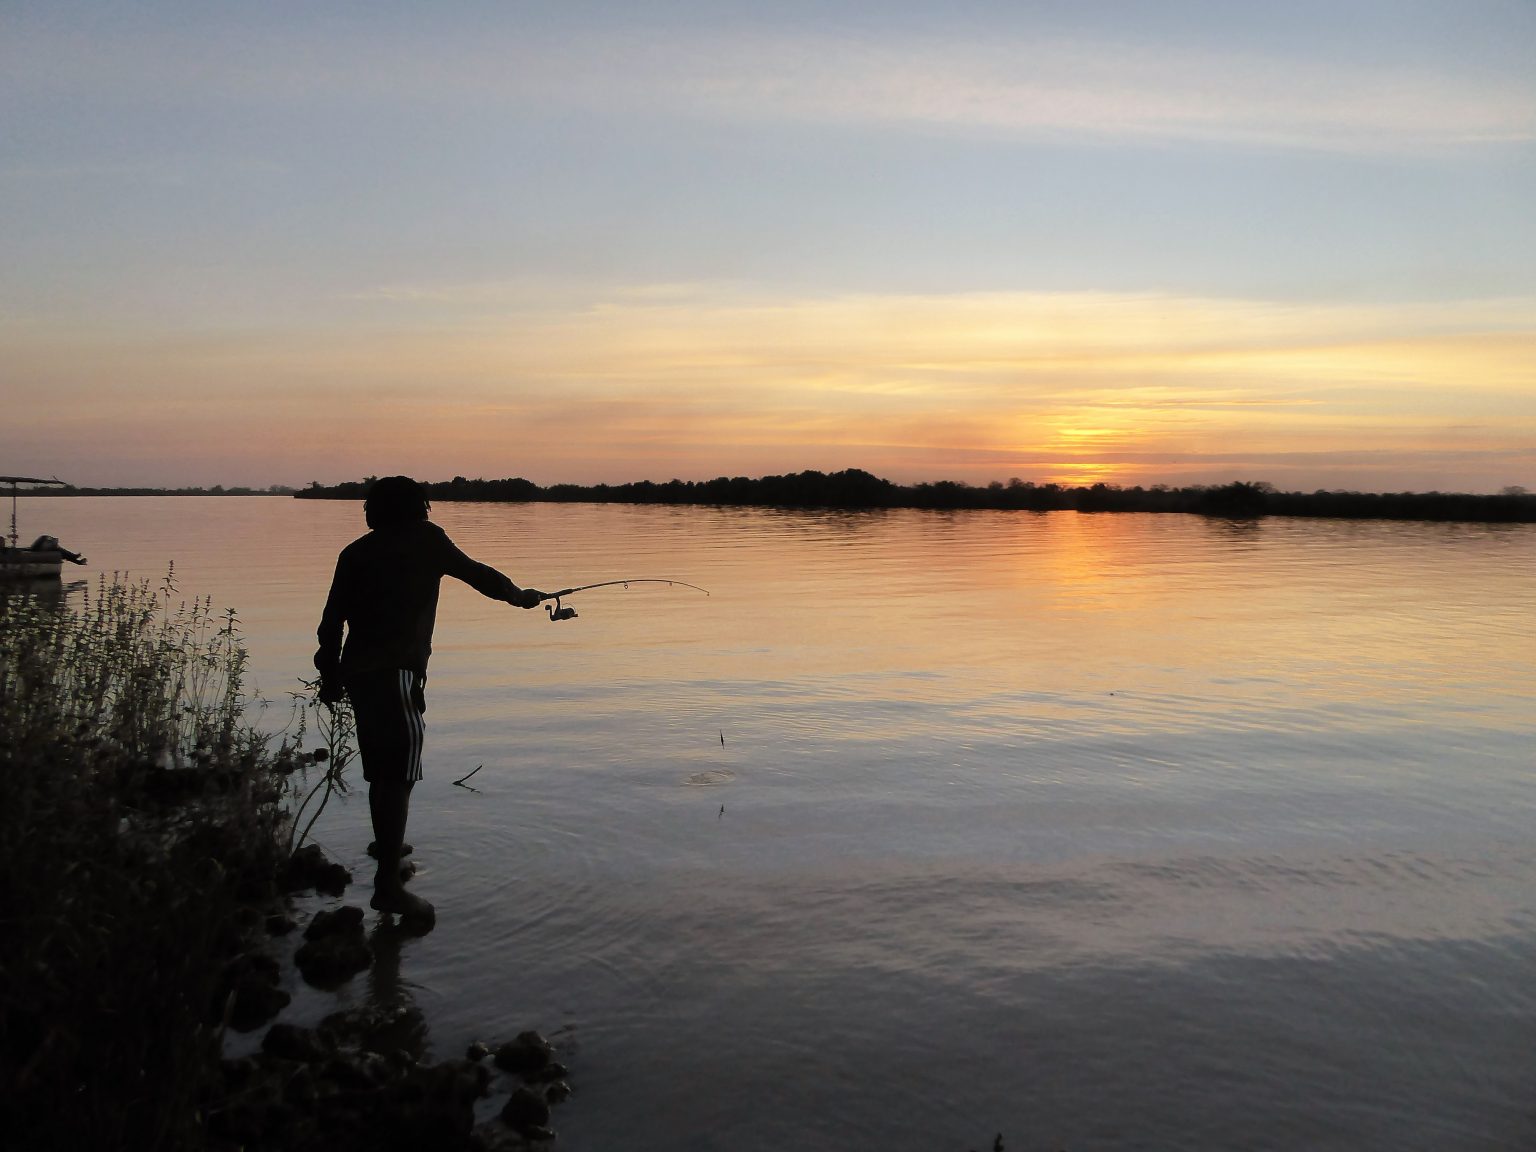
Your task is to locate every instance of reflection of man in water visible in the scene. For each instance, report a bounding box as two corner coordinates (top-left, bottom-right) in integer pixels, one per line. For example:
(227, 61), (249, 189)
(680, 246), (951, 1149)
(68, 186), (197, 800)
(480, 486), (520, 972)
(315, 475), (544, 923)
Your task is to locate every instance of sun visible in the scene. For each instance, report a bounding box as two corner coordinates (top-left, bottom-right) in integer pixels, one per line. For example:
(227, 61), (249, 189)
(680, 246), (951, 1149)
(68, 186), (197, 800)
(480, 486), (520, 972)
(1031, 421), (1134, 487)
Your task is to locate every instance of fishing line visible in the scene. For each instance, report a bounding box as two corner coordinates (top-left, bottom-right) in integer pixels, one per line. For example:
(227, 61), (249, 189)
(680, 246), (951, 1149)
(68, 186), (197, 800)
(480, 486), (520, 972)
(539, 578), (710, 621)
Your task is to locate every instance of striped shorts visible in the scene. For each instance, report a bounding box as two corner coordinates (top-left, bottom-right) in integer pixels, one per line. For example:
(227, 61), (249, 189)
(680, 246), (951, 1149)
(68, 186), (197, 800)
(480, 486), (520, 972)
(345, 668), (426, 784)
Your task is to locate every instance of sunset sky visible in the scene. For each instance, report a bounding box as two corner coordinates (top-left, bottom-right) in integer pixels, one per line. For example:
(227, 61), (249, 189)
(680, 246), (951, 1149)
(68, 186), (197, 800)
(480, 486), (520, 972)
(3, 1), (1534, 492)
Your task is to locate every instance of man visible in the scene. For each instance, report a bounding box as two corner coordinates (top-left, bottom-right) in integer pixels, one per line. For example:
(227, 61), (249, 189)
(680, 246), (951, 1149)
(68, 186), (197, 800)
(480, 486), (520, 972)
(315, 476), (544, 923)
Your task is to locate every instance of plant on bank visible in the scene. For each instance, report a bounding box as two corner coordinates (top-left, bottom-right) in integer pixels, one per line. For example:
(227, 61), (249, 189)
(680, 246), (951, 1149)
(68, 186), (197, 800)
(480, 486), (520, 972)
(288, 673), (358, 854)
(0, 570), (311, 1151)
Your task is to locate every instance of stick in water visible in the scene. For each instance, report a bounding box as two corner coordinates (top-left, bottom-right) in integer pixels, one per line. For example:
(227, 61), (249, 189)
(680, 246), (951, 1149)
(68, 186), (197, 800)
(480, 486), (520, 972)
(453, 764), (484, 788)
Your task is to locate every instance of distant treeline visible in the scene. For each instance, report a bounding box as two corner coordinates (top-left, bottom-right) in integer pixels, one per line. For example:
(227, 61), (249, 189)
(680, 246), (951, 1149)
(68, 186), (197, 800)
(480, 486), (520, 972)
(294, 471), (1536, 523)
(37, 485), (295, 497)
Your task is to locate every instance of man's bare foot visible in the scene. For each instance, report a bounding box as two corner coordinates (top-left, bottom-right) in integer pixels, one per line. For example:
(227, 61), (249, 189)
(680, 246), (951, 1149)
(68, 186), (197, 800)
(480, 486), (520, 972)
(370, 885), (435, 923)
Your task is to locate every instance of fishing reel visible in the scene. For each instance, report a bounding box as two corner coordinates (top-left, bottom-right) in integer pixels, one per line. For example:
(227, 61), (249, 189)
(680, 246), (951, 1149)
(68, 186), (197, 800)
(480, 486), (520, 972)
(545, 595), (578, 622)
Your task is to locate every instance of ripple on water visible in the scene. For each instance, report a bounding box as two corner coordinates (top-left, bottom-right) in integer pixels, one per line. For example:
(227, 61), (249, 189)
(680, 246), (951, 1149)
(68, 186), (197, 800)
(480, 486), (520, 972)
(682, 769), (735, 786)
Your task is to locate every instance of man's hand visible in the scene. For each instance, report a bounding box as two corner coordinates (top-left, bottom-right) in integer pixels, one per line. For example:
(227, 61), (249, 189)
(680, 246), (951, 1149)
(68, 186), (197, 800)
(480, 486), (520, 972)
(512, 587), (546, 610)
(313, 647), (343, 705)
(317, 674), (344, 706)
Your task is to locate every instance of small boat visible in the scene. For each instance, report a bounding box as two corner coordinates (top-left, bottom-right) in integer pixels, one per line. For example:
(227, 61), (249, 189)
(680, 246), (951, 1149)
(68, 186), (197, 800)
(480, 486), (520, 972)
(1, 476), (87, 579)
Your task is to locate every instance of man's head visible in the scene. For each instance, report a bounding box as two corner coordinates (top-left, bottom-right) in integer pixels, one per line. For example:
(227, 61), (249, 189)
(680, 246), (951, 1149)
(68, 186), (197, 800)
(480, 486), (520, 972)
(365, 476), (431, 529)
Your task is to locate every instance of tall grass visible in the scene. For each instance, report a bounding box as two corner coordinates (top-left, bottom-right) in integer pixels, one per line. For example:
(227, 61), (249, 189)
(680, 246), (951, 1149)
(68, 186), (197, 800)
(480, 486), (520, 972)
(0, 571), (301, 1151)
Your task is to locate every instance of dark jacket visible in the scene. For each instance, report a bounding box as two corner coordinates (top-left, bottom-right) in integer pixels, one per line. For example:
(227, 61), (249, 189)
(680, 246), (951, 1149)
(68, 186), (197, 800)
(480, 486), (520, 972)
(315, 520), (516, 678)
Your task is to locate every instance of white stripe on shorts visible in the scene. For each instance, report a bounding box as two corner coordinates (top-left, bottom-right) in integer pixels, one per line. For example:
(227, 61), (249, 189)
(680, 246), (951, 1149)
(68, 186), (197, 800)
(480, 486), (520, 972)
(397, 668), (425, 782)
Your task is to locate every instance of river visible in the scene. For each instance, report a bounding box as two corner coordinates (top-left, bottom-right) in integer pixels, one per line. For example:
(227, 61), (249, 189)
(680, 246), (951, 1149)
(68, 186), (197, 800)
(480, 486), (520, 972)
(27, 496), (1536, 1150)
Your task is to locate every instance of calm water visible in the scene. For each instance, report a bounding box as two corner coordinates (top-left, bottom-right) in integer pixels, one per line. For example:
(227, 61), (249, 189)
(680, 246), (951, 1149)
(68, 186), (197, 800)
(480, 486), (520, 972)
(31, 497), (1536, 1150)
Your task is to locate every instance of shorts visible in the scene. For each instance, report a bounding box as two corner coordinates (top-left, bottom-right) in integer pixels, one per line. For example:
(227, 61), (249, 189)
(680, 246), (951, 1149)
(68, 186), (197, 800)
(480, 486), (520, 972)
(345, 668), (425, 784)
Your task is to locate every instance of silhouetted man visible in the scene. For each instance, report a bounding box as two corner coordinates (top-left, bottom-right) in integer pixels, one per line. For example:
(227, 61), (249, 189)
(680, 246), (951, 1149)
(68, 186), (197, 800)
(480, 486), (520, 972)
(315, 476), (544, 923)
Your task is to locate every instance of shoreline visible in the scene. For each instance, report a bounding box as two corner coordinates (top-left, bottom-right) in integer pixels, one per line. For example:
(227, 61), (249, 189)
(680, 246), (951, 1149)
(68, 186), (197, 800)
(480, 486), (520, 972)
(25, 471), (1535, 522)
(292, 471), (1536, 524)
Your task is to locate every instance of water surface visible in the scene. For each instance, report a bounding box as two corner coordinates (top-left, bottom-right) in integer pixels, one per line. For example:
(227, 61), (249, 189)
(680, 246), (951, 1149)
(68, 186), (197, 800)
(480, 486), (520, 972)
(33, 497), (1536, 1150)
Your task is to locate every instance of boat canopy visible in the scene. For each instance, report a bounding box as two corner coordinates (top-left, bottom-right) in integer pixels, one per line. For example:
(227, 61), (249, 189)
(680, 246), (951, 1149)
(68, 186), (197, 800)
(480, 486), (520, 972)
(4, 475), (69, 549)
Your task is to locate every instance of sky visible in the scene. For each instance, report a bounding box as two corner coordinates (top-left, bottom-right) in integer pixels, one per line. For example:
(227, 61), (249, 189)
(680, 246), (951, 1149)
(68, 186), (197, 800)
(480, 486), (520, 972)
(3, 0), (1534, 492)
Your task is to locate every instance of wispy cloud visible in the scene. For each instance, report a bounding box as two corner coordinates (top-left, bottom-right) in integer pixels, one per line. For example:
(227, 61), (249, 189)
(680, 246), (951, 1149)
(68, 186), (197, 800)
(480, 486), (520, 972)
(641, 33), (1536, 153)
(7, 19), (1532, 155)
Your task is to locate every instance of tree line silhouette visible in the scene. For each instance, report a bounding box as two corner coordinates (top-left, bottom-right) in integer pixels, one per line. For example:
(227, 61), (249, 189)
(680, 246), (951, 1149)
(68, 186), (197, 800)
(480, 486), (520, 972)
(294, 472), (1536, 523)
(39, 484), (295, 497)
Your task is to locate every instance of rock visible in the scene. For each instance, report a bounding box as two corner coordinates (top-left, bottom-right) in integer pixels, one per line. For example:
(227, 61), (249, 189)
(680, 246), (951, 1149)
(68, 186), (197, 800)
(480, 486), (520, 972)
(478, 1119), (556, 1146)
(304, 904), (365, 941)
(500, 1086), (551, 1134)
(295, 932), (372, 987)
(323, 1050), (392, 1091)
(395, 902), (437, 934)
(229, 979), (291, 1032)
(470, 1122), (526, 1151)
(544, 1080), (571, 1104)
(213, 1010), (528, 1152)
(493, 1030), (553, 1076)
(466, 1040), (490, 1062)
(230, 949), (282, 983)
(403, 1059), (489, 1122)
(262, 1022), (333, 1064)
(294, 904), (372, 985)
(321, 1002), (427, 1058)
(222, 951), (290, 1032)
(444, 1058), (492, 1100)
(265, 911), (297, 936)
(314, 854), (353, 898)
(314, 1058), (486, 1150)
(528, 1060), (568, 1083)
(281, 844), (352, 896)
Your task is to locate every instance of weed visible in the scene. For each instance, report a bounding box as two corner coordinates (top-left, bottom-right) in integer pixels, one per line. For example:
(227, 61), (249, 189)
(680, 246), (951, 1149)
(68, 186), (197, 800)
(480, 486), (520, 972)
(286, 675), (358, 855)
(0, 572), (297, 1151)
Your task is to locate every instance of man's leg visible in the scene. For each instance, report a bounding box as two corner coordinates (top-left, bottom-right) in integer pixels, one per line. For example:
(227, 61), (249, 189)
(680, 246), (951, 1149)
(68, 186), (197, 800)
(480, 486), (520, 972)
(369, 781), (434, 919)
(352, 668), (434, 922)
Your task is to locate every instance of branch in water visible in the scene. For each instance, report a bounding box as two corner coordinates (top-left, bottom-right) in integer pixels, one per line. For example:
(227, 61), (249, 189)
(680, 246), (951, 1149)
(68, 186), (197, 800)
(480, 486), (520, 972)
(453, 764), (484, 788)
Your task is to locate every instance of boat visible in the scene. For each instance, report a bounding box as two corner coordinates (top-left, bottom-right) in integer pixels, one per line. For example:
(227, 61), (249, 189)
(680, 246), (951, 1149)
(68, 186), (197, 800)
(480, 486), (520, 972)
(1, 476), (87, 578)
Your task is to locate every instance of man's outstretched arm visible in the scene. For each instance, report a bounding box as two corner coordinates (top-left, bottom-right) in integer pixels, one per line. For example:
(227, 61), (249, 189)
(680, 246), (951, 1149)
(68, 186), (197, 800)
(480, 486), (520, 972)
(439, 536), (545, 608)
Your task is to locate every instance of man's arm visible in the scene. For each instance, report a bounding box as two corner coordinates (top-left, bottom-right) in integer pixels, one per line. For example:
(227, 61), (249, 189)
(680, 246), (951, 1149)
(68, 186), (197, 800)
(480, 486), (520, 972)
(438, 535), (544, 608)
(314, 555), (348, 698)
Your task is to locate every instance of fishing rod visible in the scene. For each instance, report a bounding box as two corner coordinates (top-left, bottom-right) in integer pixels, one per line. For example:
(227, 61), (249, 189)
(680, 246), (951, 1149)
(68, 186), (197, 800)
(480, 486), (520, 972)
(537, 578), (711, 621)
